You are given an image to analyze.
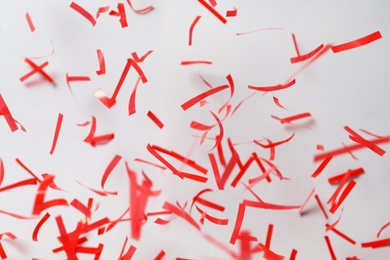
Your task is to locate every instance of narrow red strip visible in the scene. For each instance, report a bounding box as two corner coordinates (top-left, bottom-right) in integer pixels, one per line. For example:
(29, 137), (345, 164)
(50, 113), (64, 155)
(70, 2), (96, 26)
(331, 31), (382, 53)
(198, 0), (227, 24)
(189, 16), (201, 46)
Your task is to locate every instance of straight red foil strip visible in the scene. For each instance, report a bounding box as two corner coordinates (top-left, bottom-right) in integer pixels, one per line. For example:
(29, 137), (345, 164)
(70, 2), (96, 26)
(181, 84), (229, 111)
(265, 224), (274, 249)
(120, 245), (136, 260)
(96, 49), (106, 75)
(96, 6), (110, 18)
(198, 0), (227, 24)
(311, 156), (332, 178)
(331, 31), (382, 53)
(126, 0), (154, 14)
(328, 168), (364, 184)
(314, 194), (328, 219)
(117, 3), (128, 28)
(33, 213), (51, 241)
(162, 201), (200, 231)
(50, 113), (64, 155)
(25, 12), (35, 32)
(361, 238), (390, 248)
(289, 249), (298, 260)
(325, 224), (356, 244)
(66, 74), (91, 91)
(189, 16), (201, 46)
(180, 60), (212, 65)
(329, 180), (356, 214)
(147, 111), (164, 129)
(154, 250), (166, 260)
(0, 158), (4, 186)
(344, 126), (386, 156)
(291, 34), (300, 56)
(0, 178), (38, 192)
(314, 136), (390, 162)
(271, 112), (311, 124)
(324, 236), (337, 260)
(195, 205), (228, 225)
(248, 78), (296, 92)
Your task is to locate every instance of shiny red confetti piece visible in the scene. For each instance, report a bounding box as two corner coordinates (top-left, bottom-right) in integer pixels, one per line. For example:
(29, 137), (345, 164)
(0, 209), (36, 219)
(291, 33), (300, 56)
(236, 27), (283, 36)
(181, 84), (229, 111)
(154, 250), (166, 260)
(289, 249), (298, 260)
(226, 7), (237, 17)
(325, 224), (356, 244)
(208, 0), (217, 7)
(248, 78), (296, 92)
(96, 58), (147, 108)
(126, 0), (154, 14)
(191, 189), (225, 212)
(25, 12), (35, 32)
(0, 178), (38, 192)
(180, 60), (213, 65)
(311, 156), (332, 178)
(49, 113), (64, 155)
(328, 168), (365, 184)
(271, 112), (311, 124)
(314, 194), (328, 219)
(0, 94), (24, 132)
(344, 126), (386, 156)
(198, 0), (227, 24)
(128, 77), (142, 115)
(361, 238), (390, 248)
(163, 201), (200, 231)
(265, 224), (274, 249)
(299, 188), (314, 215)
(70, 2), (96, 26)
(209, 152), (237, 190)
(147, 111), (164, 129)
(188, 16), (201, 46)
(32, 212), (51, 241)
(272, 96), (288, 110)
(118, 3), (128, 27)
(101, 155), (122, 192)
(83, 116), (115, 146)
(66, 74), (90, 91)
(324, 236), (337, 260)
(96, 6), (110, 18)
(20, 58), (54, 85)
(238, 230), (253, 260)
(291, 44), (324, 63)
(96, 49), (106, 75)
(134, 158), (167, 170)
(331, 31), (382, 53)
(32, 174), (68, 215)
(329, 180), (356, 214)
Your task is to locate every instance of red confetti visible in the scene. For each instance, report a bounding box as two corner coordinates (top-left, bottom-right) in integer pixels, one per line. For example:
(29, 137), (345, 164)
(299, 188), (314, 215)
(180, 60), (213, 65)
(126, 0), (154, 14)
(0, 94), (21, 132)
(226, 7), (237, 17)
(96, 49), (106, 75)
(271, 112), (312, 124)
(311, 156), (332, 178)
(361, 238), (390, 248)
(248, 78), (296, 92)
(147, 111), (164, 129)
(32, 212), (51, 241)
(290, 44), (324, 63)
(25, 12), (35, 32)
(181, 84), (229, 111)
(20, 58), (54, 85)
(188, 16), (201, 46)
(331, 31), (382, 53)
(96, 6), (110, 18)
(131, 50), (153, 63)
(324, 236), (337, 260)
(328, 168), (365, 184)
(329, 180), (356, 214)
(49, 113), (64, 155)
(198, 0), (227, 24)
(154, 250), (166, 260)
(163, 201), (200, 231)
(272, 96), (288, 110)
(70, 2), (96, 26)
(314, 194), (328, 219)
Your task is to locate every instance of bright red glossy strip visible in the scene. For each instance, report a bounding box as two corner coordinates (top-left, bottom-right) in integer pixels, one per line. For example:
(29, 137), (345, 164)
(324, 236), (337, 260)
(377, 221), (390, 238)
(328, 168), (364, 184)
(311, 156), (332, 177)
(33, 212), (50, 241)
(180, 60), (212, 65)
(362, 238), (390, 248)
(101, 155), (122, 191)
(189, 16), (201, 46)
(271, 112), (311, 124)
(331, 31), (382, 53)
(50, 113), (64, 155)
(290, 44), (324, 63)
(70, 2), (96, 26)
(126, 0), (154, 14)
(154, 250), (166, 260)
(147, 111), (164, 129)
(248, 78), (296, 92)
(96, 49), (106, 75)
(181, 84), (229, 111)
(314, 194), (328, 219)
(329, 180), (356, 214)
(265, 224), (273, 249)
(198, 0), (227, 24)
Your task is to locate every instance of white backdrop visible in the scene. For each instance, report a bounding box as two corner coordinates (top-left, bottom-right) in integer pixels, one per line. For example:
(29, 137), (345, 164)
(0, 0), (389, 259)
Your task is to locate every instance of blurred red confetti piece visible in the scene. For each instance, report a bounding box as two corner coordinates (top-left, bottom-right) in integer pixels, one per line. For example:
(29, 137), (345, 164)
(134, 158), (167, 170)
(49, 113), (64, 155)
(361, 238), (390, 248)
(147, 111), (164, 129)
(0, 158), (3, 186)
(101, 155), (122, 192)
(0, 94), (23, 132)
(198, 0), (227, 24)
(265, 224), (274, 249)
(181, 84), (229, 111)
(271, 112), (311, 124)
(226, 7), (237, 17)
(329, 180), (356, 214)
(32, 212), (51, 241)
(290, 44), (324, 63)
(272, 96), (288, 110)
(238, 230), (253, 260)
(331, 31), (382, 53)
(344, 126), (386, 156)
(163, 201), (201, 230)
(20, 58), (54, 85)
(126, 0), (154, 14)
(118, 3), (128, 27)
(289, 249), (298, 260)
(377, 221), (390, 238)
(195, 205), (228, 225)
(0, 232), (16, 259)
(69, 2), (96, 26)
(248, 78), (296, 92)
(15, 158), (41, 182)
(154, 250), (166, 260)
(66, 74), (90, 91)
(32, 174), (68, 215)
(314, 194), (328, 219)
(180, 60), (213, 65)
(324, 236), (337, 260)
(96, 49), (106, 75)
(311, 156), (332, 177)
(188, 16), (201, 46)
(299, 188), (314, 215)
(314, 136), (390, 162)
(328, 168), (365, 184)
(96, 6), (110, 18)
(0, 178), (38, 192)
(83, 116), (115, 146)
(208, 0), (217, 7)
(25, 12), (35, 32)
(291, 33), (301, 56)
